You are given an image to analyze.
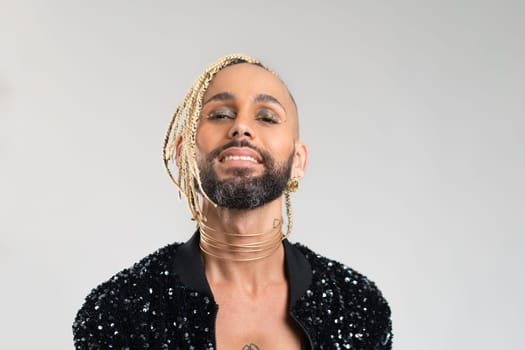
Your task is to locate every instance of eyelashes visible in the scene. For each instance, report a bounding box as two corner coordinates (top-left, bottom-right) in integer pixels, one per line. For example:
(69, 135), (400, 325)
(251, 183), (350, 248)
(207, 107), (235, 120)
(206, 107), (282, 125)
(255, 109), (281, 124)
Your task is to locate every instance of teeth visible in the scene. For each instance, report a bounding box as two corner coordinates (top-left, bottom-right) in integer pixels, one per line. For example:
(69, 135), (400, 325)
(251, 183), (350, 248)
(223, 155), (258, 163)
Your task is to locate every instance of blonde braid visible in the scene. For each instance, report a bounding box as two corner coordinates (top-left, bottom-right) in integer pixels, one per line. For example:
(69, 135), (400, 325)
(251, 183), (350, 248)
(162, 54), (294, 237)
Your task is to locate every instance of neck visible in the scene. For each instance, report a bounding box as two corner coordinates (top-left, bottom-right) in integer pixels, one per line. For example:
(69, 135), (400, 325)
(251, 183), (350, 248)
(199, 198), (287, 287)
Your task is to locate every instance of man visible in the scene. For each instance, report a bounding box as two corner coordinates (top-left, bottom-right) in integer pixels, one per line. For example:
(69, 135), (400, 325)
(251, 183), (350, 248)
(73, 54), (392, 349)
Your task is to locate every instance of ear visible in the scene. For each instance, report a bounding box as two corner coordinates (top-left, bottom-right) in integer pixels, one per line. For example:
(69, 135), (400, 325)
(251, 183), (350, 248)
(292, 141), (308, 179)
(174, 136), (183, 166)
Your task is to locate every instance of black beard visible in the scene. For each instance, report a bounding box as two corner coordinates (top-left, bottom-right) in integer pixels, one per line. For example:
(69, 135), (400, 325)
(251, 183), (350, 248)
(198, 140), (294, 210)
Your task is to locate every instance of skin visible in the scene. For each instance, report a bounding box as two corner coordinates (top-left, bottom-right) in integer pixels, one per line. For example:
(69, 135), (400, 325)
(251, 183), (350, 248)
(185, 63), (308, 349)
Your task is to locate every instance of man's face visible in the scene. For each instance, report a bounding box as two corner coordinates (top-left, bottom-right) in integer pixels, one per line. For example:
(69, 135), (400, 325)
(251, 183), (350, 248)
(194, 63), (302, 209)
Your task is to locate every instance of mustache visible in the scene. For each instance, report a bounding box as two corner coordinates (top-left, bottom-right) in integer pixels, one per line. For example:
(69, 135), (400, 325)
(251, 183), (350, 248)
(206, 140), (269, 164)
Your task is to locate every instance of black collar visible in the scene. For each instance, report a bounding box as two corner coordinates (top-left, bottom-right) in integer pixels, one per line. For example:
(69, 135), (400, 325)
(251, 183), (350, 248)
(172, 231), (312, 306)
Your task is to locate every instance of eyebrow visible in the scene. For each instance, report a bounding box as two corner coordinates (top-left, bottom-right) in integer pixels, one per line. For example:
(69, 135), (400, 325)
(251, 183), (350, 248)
(203, 92), (235, 105)
(203, 92), (286, 112)
(253, 94), (286, 112)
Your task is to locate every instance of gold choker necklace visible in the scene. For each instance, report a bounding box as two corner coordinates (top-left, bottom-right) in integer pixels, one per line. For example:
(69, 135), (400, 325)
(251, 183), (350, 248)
(198, 220), (284, 262)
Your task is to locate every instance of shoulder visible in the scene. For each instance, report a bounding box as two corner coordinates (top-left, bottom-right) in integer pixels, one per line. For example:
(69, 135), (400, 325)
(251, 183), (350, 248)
(295, 243), (389, 304)
(292, 243), (393, 349)
(72, 242), (183, 349)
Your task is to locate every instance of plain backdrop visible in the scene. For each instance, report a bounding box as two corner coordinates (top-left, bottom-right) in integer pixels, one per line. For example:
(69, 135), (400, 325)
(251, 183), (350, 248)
(1, 1), (524, 349)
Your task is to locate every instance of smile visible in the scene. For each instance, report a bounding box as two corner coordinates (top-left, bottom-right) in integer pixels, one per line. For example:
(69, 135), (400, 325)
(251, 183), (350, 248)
(218, 147), (263, 164)
(221, 155), (259, 163)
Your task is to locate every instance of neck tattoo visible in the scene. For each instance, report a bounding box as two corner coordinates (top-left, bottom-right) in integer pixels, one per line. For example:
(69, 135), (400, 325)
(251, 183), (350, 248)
(242, 344), (260, 350)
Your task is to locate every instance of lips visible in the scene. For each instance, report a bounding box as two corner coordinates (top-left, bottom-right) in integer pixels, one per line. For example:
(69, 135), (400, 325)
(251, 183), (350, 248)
(218, 147), (263, 164)
(222, 155), (258, 163)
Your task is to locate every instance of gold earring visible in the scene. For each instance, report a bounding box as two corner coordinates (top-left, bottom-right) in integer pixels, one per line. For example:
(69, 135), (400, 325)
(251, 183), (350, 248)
(287, 177), (299, 193)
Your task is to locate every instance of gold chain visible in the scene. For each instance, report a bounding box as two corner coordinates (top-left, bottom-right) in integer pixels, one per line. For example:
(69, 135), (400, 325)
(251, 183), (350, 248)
(199, 221), (284, 262)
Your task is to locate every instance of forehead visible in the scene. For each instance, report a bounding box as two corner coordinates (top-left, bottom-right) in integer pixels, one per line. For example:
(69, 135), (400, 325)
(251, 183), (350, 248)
(203, 63), (292, 105)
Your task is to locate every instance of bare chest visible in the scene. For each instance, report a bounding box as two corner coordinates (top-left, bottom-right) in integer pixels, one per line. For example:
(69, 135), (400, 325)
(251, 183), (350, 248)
(212, 285), (302, 350)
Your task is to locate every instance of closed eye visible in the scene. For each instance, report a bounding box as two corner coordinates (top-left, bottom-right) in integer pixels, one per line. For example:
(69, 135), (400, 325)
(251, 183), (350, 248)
(255, 109), (282, 124)
(207, 107), (236, 120)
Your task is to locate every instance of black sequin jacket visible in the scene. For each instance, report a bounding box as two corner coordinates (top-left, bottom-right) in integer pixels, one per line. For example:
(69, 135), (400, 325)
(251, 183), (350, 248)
(73, 233), (392, 349)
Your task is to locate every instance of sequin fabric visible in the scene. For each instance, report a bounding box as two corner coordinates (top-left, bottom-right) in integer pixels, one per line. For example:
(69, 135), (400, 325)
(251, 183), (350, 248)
(73, 241), (392, 349)
(290, 247), (392, 349)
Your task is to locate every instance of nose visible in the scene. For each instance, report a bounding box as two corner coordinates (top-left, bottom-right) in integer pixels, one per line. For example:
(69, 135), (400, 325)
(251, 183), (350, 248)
(228, 112), (254, 139)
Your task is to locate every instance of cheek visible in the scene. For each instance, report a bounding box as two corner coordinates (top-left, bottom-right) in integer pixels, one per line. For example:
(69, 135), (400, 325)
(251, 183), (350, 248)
(260, 131), (294, 157)
(195, 125), (220, 151)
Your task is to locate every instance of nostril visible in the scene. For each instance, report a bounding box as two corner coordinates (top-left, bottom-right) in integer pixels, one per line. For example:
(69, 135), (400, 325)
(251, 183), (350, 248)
(229, 123), (253, 139)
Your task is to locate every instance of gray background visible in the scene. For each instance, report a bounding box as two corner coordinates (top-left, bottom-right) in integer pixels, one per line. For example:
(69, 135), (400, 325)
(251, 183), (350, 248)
(1, 0), (524, 349)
